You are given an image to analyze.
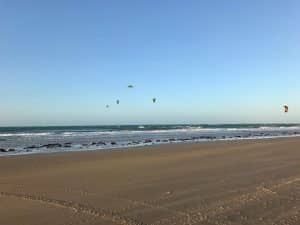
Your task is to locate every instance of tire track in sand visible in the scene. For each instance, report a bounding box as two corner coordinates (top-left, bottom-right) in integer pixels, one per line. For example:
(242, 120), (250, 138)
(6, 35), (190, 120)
(64, 187), (192, 225)
(0, 191), (145, 225)
(153, 175), (300, 225)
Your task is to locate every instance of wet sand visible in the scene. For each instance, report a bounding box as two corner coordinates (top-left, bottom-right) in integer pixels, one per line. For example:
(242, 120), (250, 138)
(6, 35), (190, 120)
(1, 137), (300, 225)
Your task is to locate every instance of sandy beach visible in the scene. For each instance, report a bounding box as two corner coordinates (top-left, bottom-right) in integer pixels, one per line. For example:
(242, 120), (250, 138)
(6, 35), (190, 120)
(1, 137), (300, 225)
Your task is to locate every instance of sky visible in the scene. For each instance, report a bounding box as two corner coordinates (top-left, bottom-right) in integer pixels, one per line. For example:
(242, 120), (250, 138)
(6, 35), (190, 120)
(0, 0), (299, 126)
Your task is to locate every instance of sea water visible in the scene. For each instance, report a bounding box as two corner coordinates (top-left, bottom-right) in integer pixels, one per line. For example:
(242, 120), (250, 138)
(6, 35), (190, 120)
(0, 124), (299, 156)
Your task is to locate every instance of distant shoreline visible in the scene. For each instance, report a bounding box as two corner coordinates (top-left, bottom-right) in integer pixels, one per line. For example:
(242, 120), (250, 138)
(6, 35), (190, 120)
(1, 124), (300, 156)
(0, 123), (300, 128)
(1, 134), (300, 158)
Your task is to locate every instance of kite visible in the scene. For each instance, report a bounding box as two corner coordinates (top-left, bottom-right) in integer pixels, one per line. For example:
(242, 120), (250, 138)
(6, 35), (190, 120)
(284, 105), (289, 113)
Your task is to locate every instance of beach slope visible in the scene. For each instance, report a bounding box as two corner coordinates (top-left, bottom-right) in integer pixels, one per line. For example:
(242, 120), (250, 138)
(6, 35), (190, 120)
(1, 138), (300, 225)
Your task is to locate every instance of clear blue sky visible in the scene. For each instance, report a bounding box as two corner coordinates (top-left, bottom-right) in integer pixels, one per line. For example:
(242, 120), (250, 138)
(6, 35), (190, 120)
(0, 0), (299, 126)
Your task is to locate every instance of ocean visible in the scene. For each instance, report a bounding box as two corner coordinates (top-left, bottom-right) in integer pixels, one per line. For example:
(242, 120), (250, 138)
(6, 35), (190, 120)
(0, 124), (299, 156)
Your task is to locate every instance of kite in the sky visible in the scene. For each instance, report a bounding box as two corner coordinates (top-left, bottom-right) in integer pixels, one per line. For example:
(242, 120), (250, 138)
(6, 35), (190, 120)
(116, 100), (120, 105)
(284, 105), (289, 113)
(106, 105), (110, 108)
(152, 98), (156, 103)
(128, 85), (134, 88)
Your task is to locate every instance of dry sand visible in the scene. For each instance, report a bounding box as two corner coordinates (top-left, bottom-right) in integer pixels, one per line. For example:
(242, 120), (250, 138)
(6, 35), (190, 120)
(1, 137), (300, 225)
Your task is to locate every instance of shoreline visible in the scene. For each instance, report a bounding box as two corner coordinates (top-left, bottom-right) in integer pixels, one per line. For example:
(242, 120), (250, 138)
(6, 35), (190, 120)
(1, 134), (300, 158)
(1, 123), (300, 157)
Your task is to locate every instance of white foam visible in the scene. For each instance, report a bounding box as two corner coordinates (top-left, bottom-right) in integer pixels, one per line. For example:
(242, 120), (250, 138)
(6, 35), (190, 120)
(0, 132), (52, 137)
